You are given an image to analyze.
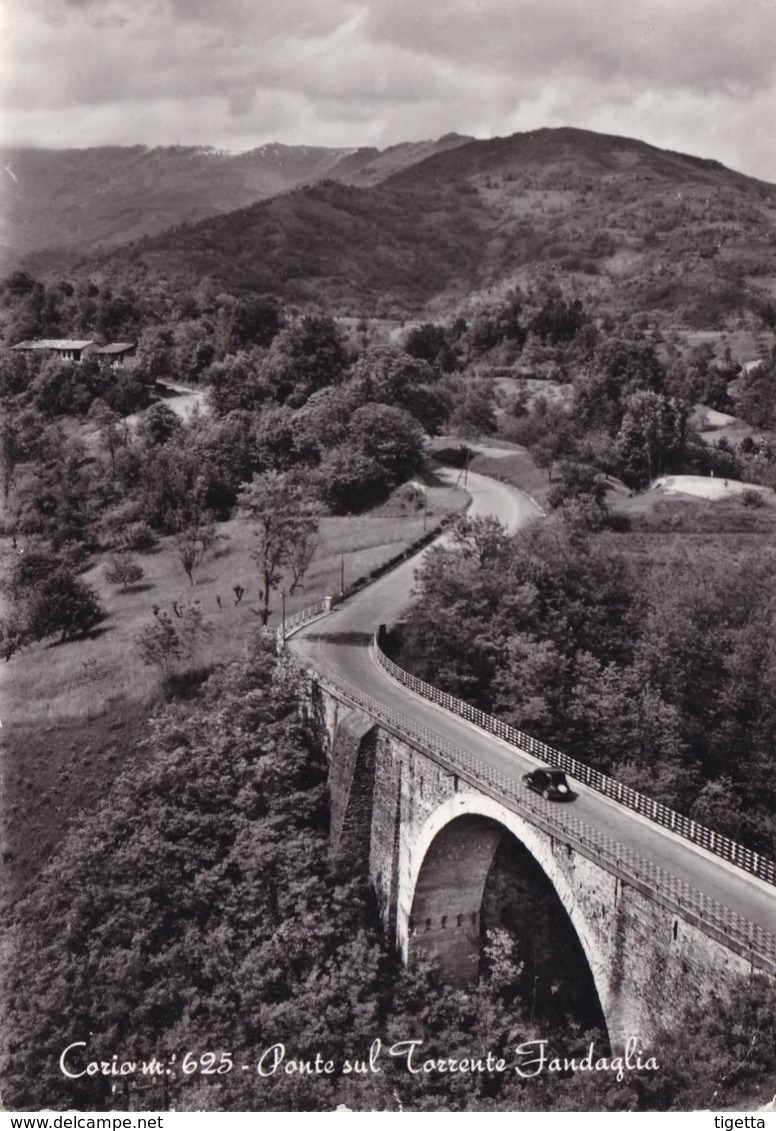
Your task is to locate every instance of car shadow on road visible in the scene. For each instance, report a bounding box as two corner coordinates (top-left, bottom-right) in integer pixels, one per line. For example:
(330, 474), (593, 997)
(301, 631), (373, 646)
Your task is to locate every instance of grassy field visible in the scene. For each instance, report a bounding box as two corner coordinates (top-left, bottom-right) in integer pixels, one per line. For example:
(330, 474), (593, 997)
(428, 436), (553, 510)
(0, 479), (467, 902)
(604, 483), (776, 574)
(674, 328), (775, 363)
(612, 481), (776, 527)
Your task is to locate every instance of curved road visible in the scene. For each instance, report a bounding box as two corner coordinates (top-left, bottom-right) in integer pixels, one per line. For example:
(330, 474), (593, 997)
(290, 470), (776, 939)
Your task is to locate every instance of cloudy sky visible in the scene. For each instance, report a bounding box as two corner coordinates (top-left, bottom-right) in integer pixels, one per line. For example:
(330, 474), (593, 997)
(3, 0), (776, 181)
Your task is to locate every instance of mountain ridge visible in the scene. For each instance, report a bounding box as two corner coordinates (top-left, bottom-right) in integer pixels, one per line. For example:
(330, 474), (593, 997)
(6, 127), (776, 326)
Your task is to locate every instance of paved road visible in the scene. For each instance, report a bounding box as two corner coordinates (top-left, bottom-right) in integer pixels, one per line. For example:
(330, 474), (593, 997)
(290, 470), (776, 939)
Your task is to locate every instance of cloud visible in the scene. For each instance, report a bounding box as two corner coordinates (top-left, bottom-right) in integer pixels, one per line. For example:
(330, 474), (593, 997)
(364, 0), (776, 96)
(2, 0), (776, 182)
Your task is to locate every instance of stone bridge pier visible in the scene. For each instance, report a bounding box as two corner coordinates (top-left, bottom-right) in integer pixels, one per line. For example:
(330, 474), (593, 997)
(315, 685), (760, 1048)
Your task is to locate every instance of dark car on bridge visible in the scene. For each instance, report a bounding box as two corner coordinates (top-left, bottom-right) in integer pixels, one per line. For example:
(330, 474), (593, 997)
(522, 767), (574, 801)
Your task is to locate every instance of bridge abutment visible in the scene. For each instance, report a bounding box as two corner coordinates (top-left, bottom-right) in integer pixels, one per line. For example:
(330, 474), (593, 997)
(406, 815), (505, 985)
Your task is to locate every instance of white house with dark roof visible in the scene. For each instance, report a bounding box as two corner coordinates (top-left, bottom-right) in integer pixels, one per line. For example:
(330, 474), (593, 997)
(11, 338), (95, 361)
(11, 339), (137, 367)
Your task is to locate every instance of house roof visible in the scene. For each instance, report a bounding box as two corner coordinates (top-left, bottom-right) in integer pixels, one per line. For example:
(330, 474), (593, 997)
(94, 342), (136, 355)
(12, 339), (94, 351)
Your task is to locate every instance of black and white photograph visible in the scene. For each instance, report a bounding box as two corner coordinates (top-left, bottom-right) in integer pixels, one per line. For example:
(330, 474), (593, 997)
(2, 0), (776, 1115)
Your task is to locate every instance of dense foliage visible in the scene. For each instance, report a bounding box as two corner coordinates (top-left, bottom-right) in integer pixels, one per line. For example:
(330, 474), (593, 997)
(1, 544), (104, 658)
(0, 304), (443, 667)
(392, 515), (776, 856)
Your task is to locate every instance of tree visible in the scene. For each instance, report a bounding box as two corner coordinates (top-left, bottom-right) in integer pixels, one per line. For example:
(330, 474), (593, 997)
(404, 322), (458, 371)
(88, 400), (127, 479)
(264, 315), (348, 404)
(689, 777), (744, 841)
(450, 515), (512, 569)
(0, 611), (28, 662)
(135, 402), (184, 449)
(348, 403), (426, 484)
(733, 357), (776, 430)
(135, 608), (182, 680)
(193, 409), (257, 489)
(238, 471), (321, 624)
(136, 601), (213, 688)
(573, 337), (666, 436)
(30, 356), (78, 417)
(463, 293), (527, 358)
(23, 568), (105, 644)
(615, 390), (689, 486)
(0, 642), (382, 1112)
(286, 525), (320, 594)
(443, 377), (497, 438)
(177, 535), (198, 586)
(177, 600), (212, 669)
(349, 345), (451, 433)
(546, 461), (613, 529)
(318, 444), (385, 513)
(529, 289), (587, 344)
(206, 350), (272, 416)
(289, 387), (357, 464)
(104, 552), (144, 592)
(518, 399), (578, 481)
(17, 428), (98, 549)
(0, 400), (43, 500)
(0, 349), (35, 399)
(101, 363), (156, 418)
(220, 293), (283, 352)
(315, 403), (426, 513)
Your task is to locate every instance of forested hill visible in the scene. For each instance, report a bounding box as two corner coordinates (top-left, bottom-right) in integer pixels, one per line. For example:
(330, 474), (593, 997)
(382, 126), (763, 191)
(22, 127), (776, 326)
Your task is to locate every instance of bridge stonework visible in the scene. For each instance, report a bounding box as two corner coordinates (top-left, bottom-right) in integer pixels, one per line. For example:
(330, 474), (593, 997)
(312, 682), (755, 1046)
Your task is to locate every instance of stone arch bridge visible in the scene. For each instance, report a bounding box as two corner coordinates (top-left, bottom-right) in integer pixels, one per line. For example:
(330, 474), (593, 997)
(307, 658), (776, 1046)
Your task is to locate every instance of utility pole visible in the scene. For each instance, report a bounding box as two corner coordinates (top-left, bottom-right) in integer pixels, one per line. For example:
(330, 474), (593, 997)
(455, 447), (473, 489)
(280, 585), (286, 644)
(340, 552), (345, 597)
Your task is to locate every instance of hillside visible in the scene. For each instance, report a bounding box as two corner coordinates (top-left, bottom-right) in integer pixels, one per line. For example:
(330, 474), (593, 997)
(0, 135), (473, 272)
(117, 180), (490, 315)
(9, 126), (776, 325)
(333, 131), (473, 187)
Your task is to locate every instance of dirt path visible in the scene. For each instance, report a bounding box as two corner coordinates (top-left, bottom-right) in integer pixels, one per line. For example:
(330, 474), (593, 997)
(155, 381), (209, 422)
(122, 381), (209, 430)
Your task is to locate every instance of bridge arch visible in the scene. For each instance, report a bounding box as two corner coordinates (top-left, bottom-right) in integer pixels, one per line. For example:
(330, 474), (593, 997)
(398, 793), (615, 1040)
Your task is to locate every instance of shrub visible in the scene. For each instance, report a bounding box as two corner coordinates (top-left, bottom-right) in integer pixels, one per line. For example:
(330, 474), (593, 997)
(741, 488), (766, 508)
(118, 521), (157, 551)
